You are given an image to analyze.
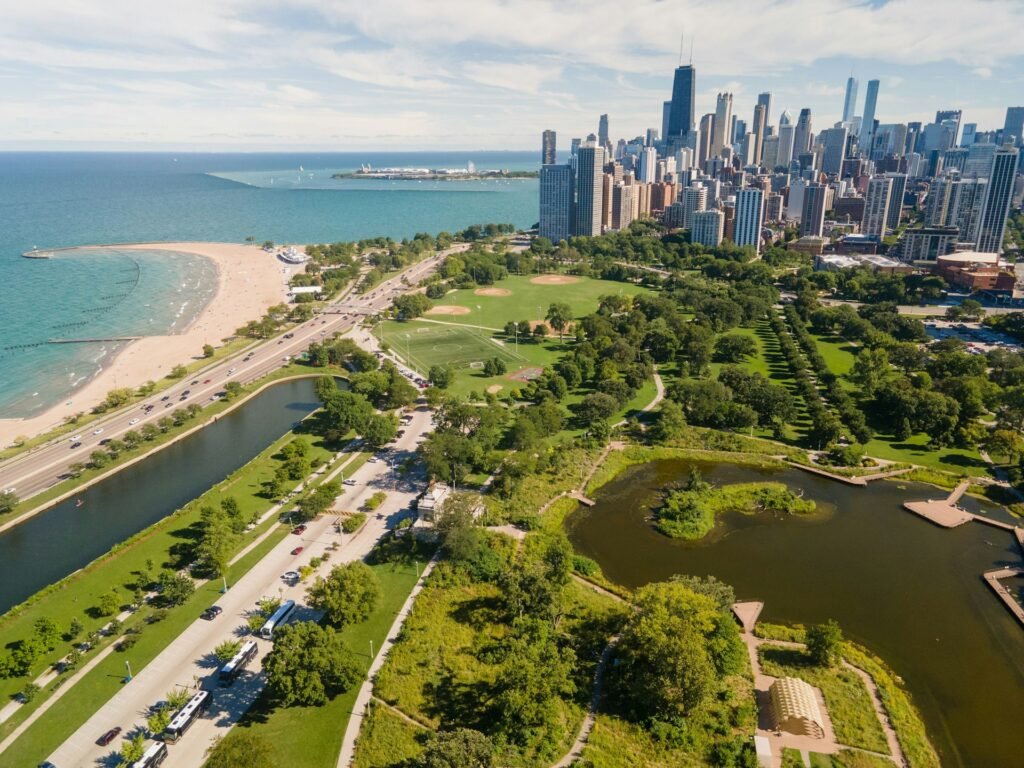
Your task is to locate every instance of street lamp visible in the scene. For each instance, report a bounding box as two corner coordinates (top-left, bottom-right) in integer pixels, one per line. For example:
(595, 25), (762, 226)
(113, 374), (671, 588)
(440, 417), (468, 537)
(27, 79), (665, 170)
(124, 660), (133, 683)
(221, 575), (228, 594)
(369, 639), (375, 659)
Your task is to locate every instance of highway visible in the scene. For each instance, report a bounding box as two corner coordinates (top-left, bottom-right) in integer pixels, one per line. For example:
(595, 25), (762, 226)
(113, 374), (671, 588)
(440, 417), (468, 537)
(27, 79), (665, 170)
(0, 246), (462, 511)
(45, 406), (435, 768)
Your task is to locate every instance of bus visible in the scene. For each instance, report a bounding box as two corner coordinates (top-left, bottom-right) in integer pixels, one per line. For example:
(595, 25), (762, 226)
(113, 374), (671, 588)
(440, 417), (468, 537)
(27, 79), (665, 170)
(131, 742), (168, 768)
(218, 640), (258, 686)
(161, 690), (211, 743)
(259, 599), (296, 640)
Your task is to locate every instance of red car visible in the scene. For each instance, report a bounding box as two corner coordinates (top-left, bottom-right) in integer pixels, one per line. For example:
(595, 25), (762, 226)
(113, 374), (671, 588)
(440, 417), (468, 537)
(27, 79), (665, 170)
(97, 726), (122, 746)
(291, 524), (307, 535)
(291, 546), (304, 556)
(203, 378), (212, 384)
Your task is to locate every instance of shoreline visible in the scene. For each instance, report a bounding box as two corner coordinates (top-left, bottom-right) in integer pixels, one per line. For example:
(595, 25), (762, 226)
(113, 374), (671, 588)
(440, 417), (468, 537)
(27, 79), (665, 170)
(0, 242), (298, 447)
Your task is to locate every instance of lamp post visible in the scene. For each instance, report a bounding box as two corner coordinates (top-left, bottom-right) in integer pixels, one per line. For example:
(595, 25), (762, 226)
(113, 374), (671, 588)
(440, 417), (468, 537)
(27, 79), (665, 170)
(369, 639), (375, 659)
(124, 660), (133, 683)
(513, 322), (518, 354)
(220, 576), (228, 594)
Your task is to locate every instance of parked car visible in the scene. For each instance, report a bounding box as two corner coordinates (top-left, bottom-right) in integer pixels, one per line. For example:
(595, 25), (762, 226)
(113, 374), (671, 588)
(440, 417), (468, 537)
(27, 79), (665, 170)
(343, 479), (357, 486)
(291, 524), (307, 535)
(282, 571), (300, 581)
(97, 726), (122, 746)
(200, 606), (223, 621)
(291, 546), (304, 556)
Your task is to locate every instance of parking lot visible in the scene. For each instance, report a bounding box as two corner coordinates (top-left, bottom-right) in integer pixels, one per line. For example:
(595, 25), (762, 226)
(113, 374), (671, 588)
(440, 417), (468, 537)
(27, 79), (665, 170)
(924, 320), (1023, 354)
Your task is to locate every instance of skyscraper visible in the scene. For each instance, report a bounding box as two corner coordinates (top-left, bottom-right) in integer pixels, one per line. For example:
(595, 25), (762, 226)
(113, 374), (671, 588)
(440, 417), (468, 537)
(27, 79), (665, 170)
(639, 147), (658, 183)
(1004, 107), (1024, 147)
(961, 123), (978, 147)
(935, 110), (962, 146)
(573, 145), (606, 237)
(885, 173), (908, 231)
(698, 114), (714, 165)
(598, 114), (609, 149)
(666, 65), (696, 142)
(863, 176), (893, 237)
(757, 93), (773, 132)
(800, 183), (827, 236)
(542, 130), (557, 165)
(860, 80), (880, 154)
(792, 108), (813, 157)
(761, 136), (780, 169)
(711, 93), (733, 157)
(949, 178), (987, 243)
(821, 126), (848, 175)
(976, 146), (1020, 252)
(734, 188), (764, 254)
(662, 102), (672, 147)
(842, 77), (859, 123)
(752, 103), (767, 165)
(692, 210), (724, 247)
(539, 164), (574, 243)
(777, 110), (795, 167)
(682, 185), (708, 228)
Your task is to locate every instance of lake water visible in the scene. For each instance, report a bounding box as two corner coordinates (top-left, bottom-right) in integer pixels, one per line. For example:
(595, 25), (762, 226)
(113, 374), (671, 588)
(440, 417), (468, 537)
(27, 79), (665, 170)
(566, 460), (1024, 768)
(0, 151), (538, 417)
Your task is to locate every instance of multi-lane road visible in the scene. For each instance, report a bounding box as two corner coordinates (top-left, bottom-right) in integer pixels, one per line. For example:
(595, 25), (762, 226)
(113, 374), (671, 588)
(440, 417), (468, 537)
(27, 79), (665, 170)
(45, 406), (435, 768)
(0, 247), (461, 509)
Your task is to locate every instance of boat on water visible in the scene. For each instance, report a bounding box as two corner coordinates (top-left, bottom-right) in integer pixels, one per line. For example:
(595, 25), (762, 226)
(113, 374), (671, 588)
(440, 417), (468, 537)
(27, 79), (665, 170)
(75, 499), (84, 508)
(23, 248), (52, 259)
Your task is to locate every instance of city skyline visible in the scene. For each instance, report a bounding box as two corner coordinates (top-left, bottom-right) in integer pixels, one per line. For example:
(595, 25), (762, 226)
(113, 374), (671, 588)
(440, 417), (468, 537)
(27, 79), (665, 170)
(2, 0), (1024, 151)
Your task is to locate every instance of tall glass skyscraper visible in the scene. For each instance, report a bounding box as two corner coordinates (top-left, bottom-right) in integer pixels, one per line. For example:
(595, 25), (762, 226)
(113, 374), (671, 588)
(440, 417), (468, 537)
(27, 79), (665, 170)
(734, 188), (764, 254)
(573, 145), (605, 237)
(666, 65), (696, 142)
(976, 147), (1020, 253)
(539, 164), (574, 243)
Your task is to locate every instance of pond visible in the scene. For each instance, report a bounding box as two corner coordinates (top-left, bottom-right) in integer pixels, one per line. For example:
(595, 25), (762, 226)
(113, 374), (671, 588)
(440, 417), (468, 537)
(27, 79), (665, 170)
(566, 460), (1024, 768)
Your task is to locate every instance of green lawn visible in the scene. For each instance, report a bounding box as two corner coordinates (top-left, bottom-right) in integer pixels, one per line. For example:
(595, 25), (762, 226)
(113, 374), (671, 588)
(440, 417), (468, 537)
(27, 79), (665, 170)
(811, 333), (859, 379)
(236, 551), (426, 767)
(864, 433), (991, 477)
(426, 274), (651, 330)
(709, 324), (772, 379)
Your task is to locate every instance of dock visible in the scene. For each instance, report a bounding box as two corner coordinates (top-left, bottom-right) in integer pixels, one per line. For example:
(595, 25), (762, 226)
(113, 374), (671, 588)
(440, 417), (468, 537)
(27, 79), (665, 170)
(982, 568), (1024, 627)
(903, 479), (1018, 531)
(568, 490), (596, 507)
(731, 601), (764, 633)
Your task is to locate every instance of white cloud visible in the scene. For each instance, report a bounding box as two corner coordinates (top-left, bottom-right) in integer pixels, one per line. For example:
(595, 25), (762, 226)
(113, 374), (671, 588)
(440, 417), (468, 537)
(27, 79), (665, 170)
(972, 66), (993, 78)
(462, 61), (562, 94)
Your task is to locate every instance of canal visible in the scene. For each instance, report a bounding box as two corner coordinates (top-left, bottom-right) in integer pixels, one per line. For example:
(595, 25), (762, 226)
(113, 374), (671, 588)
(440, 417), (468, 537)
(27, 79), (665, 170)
(0, 378), (323, 614)
(566, 459), (1024, 768)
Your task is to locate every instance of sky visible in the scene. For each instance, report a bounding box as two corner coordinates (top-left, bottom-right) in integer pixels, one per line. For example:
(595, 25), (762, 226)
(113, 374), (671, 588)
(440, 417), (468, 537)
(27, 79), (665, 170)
(2, 0), (1023, 152)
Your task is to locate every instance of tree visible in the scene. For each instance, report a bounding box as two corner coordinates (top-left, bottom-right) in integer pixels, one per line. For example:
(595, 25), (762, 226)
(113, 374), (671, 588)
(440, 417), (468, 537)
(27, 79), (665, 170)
(224, 381), (243, 400)
(650, 400), (687, 443)
(156, 571), (195, 607)
(197, 506), (236, 577)
(147, 706), (172, 736)
(120, 733), (147, 763)
(987, 429), (1024, 464)
(429, 364), (455, 389)
(361, 412), (398, 448)
(307, 562), (382, 628)
(203, 730), (278, 768)
(545, 302), (573, 343)
(34, 617), (61, 650)
(532, 322), (548, 340)
(263, 621), (360, 706)
(714, 333), (757, 363)
(202, 343), (215, 358)
(168, 364), (188, 379)
(0, 490), (17, 515)
(98, 589), (121, 617)
(420, 728), (495, 768)
(214, 639), (242, 663)
(806, 619), (843, 667)
(577, 392), (618, 426)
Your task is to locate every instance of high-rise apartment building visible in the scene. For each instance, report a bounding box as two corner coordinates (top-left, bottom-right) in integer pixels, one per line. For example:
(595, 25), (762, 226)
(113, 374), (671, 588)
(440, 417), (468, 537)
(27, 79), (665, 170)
(639, 147), (658, 183)
(842, 77), (859, 123)
(821, 126), (848, 175)
(863, 176), (893, 237)
(800, 183), (828, 236)
(573, 145), (605, 237)
(692, 209), (724, 247)
(861, 79), (880, 155)
(698, 114), (714, 164)
(1003, 107), (1024, 147)
(611, 184), (635, 231)
(949, 178), (987, 243)
(682, 185), (708, 229)
(539, 163), (574, 243)
(777, 111), (795, 167)
(976, 146), (1020, 252)
(793, 108), (813, 158)
(734, 188), (764, 253)
(752, 103), (767, 165)
(711, 93), (733, 157)
(666, 65), (697, 144)
(885, 173), (908, 232)
(542, 130), (557, 165)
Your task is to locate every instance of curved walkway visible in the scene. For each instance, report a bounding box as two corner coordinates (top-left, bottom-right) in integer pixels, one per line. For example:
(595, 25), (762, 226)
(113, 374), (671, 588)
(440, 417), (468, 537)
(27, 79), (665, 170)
(552, 636), (620, 768)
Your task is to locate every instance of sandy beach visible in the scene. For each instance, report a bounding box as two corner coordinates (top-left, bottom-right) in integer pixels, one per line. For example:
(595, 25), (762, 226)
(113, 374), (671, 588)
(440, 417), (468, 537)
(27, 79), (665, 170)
(0, 242), (297, 447)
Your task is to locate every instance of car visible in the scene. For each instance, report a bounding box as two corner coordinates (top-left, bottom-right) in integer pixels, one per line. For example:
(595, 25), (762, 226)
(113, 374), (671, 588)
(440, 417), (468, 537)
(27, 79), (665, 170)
(200, 606), (223, 621)
(148, 700), (169, 714)
(161, 395), (170, 401)
(70, 442), (82, 449)
(282, 570), (300, 581)
(367, 456), (378, 463)
(191, 380), (199, 385)
(99, 438), (111, 446)
(343, 479), (357, 486)
(182, 390), (191, 396)
(203, 378), (212, 384)
(282, 356), (291, 362)
(129, 418), (140, 425)
(284, 333), (295, 339)
(92, 428), (103, 436)
(291, 524), (307, 535)
(69, 435), (82, 442)
(97, 726), (122, 746)
(290, 546), (304, 555)
(165, 402), (173, 408)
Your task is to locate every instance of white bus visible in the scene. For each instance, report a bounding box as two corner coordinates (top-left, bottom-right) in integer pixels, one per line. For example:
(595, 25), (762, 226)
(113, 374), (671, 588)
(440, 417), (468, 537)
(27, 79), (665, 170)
(162, 690), (211, 743)
(218, 639), (258, 686)
(259, 599), (296, 640)
(131, 742), (168, 768)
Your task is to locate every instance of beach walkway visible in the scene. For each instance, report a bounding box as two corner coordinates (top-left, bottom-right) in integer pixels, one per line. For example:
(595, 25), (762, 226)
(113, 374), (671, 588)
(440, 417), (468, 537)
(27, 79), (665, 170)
(786, 461), (913, 487)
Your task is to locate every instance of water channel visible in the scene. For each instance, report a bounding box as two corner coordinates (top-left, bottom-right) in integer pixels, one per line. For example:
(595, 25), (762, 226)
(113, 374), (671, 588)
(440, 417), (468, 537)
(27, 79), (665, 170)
(566, 460), (1024, 768)
(0, 378), (323, 614)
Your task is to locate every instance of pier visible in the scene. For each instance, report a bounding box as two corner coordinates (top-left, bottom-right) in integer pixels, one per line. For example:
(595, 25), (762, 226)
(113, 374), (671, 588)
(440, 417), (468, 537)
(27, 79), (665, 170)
(902, 479), (1017, 531)
(982, 568), (1024, 627)
(568, 490), (596, 507)
(48, 336), (142, 345)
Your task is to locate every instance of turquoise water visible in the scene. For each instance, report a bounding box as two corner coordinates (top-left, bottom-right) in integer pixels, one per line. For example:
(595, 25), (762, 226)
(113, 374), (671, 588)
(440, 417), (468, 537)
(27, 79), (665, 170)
(0, 151), (538, 418)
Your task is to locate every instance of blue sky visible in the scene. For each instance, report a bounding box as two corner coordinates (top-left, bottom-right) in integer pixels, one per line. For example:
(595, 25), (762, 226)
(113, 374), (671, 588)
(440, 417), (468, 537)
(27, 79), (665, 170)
(2, 0), (1022, 151)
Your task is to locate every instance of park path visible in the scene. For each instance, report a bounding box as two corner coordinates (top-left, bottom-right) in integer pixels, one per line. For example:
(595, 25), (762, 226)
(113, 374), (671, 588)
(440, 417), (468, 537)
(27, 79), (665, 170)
(337, 556), (438, 768)
(642, 371), (665, 413)
(551, 636), (620, 768)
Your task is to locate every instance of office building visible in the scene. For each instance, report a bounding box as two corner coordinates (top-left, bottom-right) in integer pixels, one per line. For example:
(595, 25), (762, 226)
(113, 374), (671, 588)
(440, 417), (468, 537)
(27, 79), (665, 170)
(598, 114), (609, 149)
(573, 145), (605, 237)
(712, 93), (733, 156)
(733, 118), (748, 145)
(820, 126), (848, 175)
(935, 110), (962, 146)
(885, 173), (908, 232)
(861, 79), (880, 155)
(757, 92), (773, 132)
(734, 187), (764, 253)
(762, 135), (780, 169)
(793, 108), (813, 157)
(961, 123), (978, 148)
(638, 147), (658, 183)
(538, 164), (573, 243)
(835, 195), (866, 226)
(765, 192), (784, 223)
(752, 103), (767, 164)
(921, 121), (957, 153)
(976, 146), (1020, 252)
(863, 176), (893, 237)
(800, 183), (828, 236)
(666, 65), (697, 143)
(842, 77), (858, 123)
(682, 185), (708, 228)
(1004, 107), (1024, 147)
(662, 102), (672, 147)
(777, 110), (795, 167)
(897, 226), (959, 261)
(699, 113), (714, 164)
(542, 130), (557, 165)
(692, 209), (724, 247)
(965, 143), (998, 178)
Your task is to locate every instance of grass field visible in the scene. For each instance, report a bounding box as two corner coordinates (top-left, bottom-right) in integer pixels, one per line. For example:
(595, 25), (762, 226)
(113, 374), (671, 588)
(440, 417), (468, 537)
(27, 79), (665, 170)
(426, 274), (651, 330)
(378, 322), (525, 374)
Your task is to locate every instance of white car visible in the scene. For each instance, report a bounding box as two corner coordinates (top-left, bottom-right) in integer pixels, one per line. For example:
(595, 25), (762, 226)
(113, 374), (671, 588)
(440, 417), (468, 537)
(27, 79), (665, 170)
(129, 418), (140, 425)
(281, 571), (300, 581)
(69, 435), (82, 442)
(92, 428), (103, 435)
(367, 456), (378, 463)
(343, 479), (357, 487)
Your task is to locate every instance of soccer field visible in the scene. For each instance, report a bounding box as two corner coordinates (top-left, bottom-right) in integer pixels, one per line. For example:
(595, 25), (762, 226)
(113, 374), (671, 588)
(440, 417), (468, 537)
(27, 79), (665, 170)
(380, 322), (526, 373)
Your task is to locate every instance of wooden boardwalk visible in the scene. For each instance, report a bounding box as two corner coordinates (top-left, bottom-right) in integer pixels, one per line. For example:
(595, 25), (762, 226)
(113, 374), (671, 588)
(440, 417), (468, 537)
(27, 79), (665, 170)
(982, 568), (1024, 627)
